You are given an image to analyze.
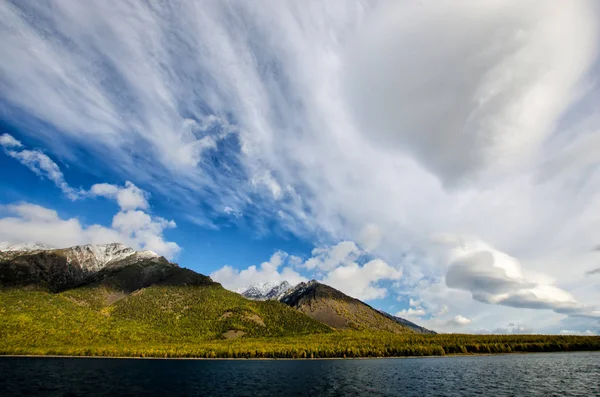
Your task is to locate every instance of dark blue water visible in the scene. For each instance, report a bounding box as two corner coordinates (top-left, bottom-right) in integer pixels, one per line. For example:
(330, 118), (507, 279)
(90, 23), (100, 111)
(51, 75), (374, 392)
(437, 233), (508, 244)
(1, 352), (598, 396)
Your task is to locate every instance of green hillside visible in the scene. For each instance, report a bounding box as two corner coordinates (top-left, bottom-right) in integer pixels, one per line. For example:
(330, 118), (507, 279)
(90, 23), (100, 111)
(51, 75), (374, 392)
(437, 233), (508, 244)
(2, 286), (599, 358)
(0, 284), (331, 349)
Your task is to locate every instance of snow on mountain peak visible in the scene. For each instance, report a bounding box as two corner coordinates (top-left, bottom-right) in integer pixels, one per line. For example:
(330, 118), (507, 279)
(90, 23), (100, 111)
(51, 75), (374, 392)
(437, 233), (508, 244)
(239, 280), (293, 300)
(0, 242), (161, 272)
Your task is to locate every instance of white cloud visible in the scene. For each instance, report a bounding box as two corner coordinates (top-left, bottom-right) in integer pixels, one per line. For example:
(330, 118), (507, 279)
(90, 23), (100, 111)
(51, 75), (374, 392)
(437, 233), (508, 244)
(210, 251), (306, 290)
(358, 224), (383, 252)
(396, 308), (426, 318)
(450, 315), (472, 326)
(223, 206), (242, 218)
(321, 258), (402, 301)
(0, 134), (179, 258)
(251, 171), (282, 200)
(0, 202), (179, 259)
(91, 181), (149, 210)
(560, 329), (596, 336)
(2, 135), (84, 200)
(0, 133), (22, 148)
(345, 0), (598, 186)
(7, 202), (59, 222)
(212, 241), (402, 301)
(303, 241), (360, 271)
(443, 236), (600, 319)
(396, 299), (427, 318)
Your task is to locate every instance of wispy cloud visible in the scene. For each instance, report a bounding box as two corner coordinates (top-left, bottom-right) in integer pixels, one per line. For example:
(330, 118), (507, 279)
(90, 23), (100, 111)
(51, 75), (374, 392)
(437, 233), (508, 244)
(1, 134), (85, 200)
(0, 134), (180, 258)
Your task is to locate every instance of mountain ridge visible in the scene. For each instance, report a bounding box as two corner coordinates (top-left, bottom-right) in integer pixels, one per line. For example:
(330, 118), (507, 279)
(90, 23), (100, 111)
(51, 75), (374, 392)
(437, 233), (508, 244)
(2, 243), (599, 359)
(279, 280), (413, 333)
(240, 279), (434, 333)
(1, 243), (423, 336)
(0, 242), (206, 292)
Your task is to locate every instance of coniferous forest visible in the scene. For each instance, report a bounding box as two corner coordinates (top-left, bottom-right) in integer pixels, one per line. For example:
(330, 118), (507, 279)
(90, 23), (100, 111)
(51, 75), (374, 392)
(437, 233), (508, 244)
(1, 285), (598, 359)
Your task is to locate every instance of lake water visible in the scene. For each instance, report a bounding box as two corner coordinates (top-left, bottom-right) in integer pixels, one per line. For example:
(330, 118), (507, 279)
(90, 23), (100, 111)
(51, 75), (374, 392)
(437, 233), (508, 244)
(0, 352), (598, 396)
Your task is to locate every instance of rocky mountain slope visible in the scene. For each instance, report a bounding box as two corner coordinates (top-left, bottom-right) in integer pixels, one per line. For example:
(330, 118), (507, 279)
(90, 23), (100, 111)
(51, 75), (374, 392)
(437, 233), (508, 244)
(0, 242), (211, 292)
(238, 281), (293, 300)
(1, 243), (419, 338)
(279, 280), (413, 333)
(241, 279), (433, 333)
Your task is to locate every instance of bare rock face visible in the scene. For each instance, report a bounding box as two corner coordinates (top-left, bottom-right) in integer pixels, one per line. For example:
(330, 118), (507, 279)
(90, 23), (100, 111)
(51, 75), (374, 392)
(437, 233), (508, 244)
(0, 242), (214, 292)
(279, 281), (413, 333)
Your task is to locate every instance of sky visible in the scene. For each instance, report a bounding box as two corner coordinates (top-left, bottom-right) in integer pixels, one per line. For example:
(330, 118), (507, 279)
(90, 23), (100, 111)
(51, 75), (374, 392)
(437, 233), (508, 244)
(1, 0), (599, 335)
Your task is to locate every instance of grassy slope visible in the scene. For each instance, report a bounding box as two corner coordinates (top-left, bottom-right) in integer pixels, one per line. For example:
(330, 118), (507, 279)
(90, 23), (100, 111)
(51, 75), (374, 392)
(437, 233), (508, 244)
(1, 287), (599, 358)
(0, 285), (331, 347)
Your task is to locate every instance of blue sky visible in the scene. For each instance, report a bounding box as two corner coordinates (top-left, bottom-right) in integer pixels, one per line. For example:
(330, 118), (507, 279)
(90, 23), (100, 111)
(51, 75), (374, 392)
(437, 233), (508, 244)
(1, 0), (600, 335)
(0, 120), (314, 275)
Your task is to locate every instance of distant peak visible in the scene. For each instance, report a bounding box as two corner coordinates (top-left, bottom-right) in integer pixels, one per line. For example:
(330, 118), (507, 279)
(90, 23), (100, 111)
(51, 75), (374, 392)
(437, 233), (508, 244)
(239, 280), (294, 301)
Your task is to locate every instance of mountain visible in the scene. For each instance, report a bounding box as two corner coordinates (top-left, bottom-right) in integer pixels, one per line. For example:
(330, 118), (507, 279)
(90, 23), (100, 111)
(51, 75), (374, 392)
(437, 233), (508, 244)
(238, 281), (293, 300)
(279, 280), (413, 333)
(2, 243), (599, 358)
(378, 310), (437, 334)
(0, 242), (208, 292)
(0, 243), (331, 341)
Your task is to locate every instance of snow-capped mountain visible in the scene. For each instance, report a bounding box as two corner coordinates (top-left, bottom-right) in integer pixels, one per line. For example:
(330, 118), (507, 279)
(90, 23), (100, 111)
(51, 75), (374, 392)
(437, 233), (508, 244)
(238, 281), (293, 300)
(0, 242), (159, 272)
(0, 242), (166, 291)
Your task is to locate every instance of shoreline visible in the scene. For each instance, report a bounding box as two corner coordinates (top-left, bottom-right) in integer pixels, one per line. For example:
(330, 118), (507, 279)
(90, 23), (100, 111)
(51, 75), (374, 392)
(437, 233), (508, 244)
(1, 351), (597, 360)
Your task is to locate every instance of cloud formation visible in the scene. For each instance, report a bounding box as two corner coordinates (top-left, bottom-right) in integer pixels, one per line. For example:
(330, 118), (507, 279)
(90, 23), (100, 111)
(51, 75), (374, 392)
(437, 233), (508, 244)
(443, 236), (600, 319)
(210, 251), (306, 291)
(1, 1), (600, 333)
(1, 134), (84, 200)
(0, 134), (179, 258)
(212, 242), (402, 301)
(345, 0), (598, 185)
(0, 133), (22, 148)
(91, 182), (149, 211)
(0, 202), (179, 258)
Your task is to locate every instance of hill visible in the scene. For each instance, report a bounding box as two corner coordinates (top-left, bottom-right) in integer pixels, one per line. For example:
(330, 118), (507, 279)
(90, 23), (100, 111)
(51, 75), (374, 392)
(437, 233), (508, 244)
(240, 280), (434, 333)
(0, 243), (331, 345)
(279, 280), (413, 333)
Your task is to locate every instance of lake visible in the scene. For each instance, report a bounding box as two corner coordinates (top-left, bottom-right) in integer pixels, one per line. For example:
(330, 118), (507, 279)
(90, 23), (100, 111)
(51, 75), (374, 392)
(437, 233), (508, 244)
(0, 352), (598, 396)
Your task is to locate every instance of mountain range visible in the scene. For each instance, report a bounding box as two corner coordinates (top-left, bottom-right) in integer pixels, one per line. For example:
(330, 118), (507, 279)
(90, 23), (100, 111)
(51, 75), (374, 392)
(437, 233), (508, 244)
(2, 243), (598, 359)
(0, 242), (433, 341)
